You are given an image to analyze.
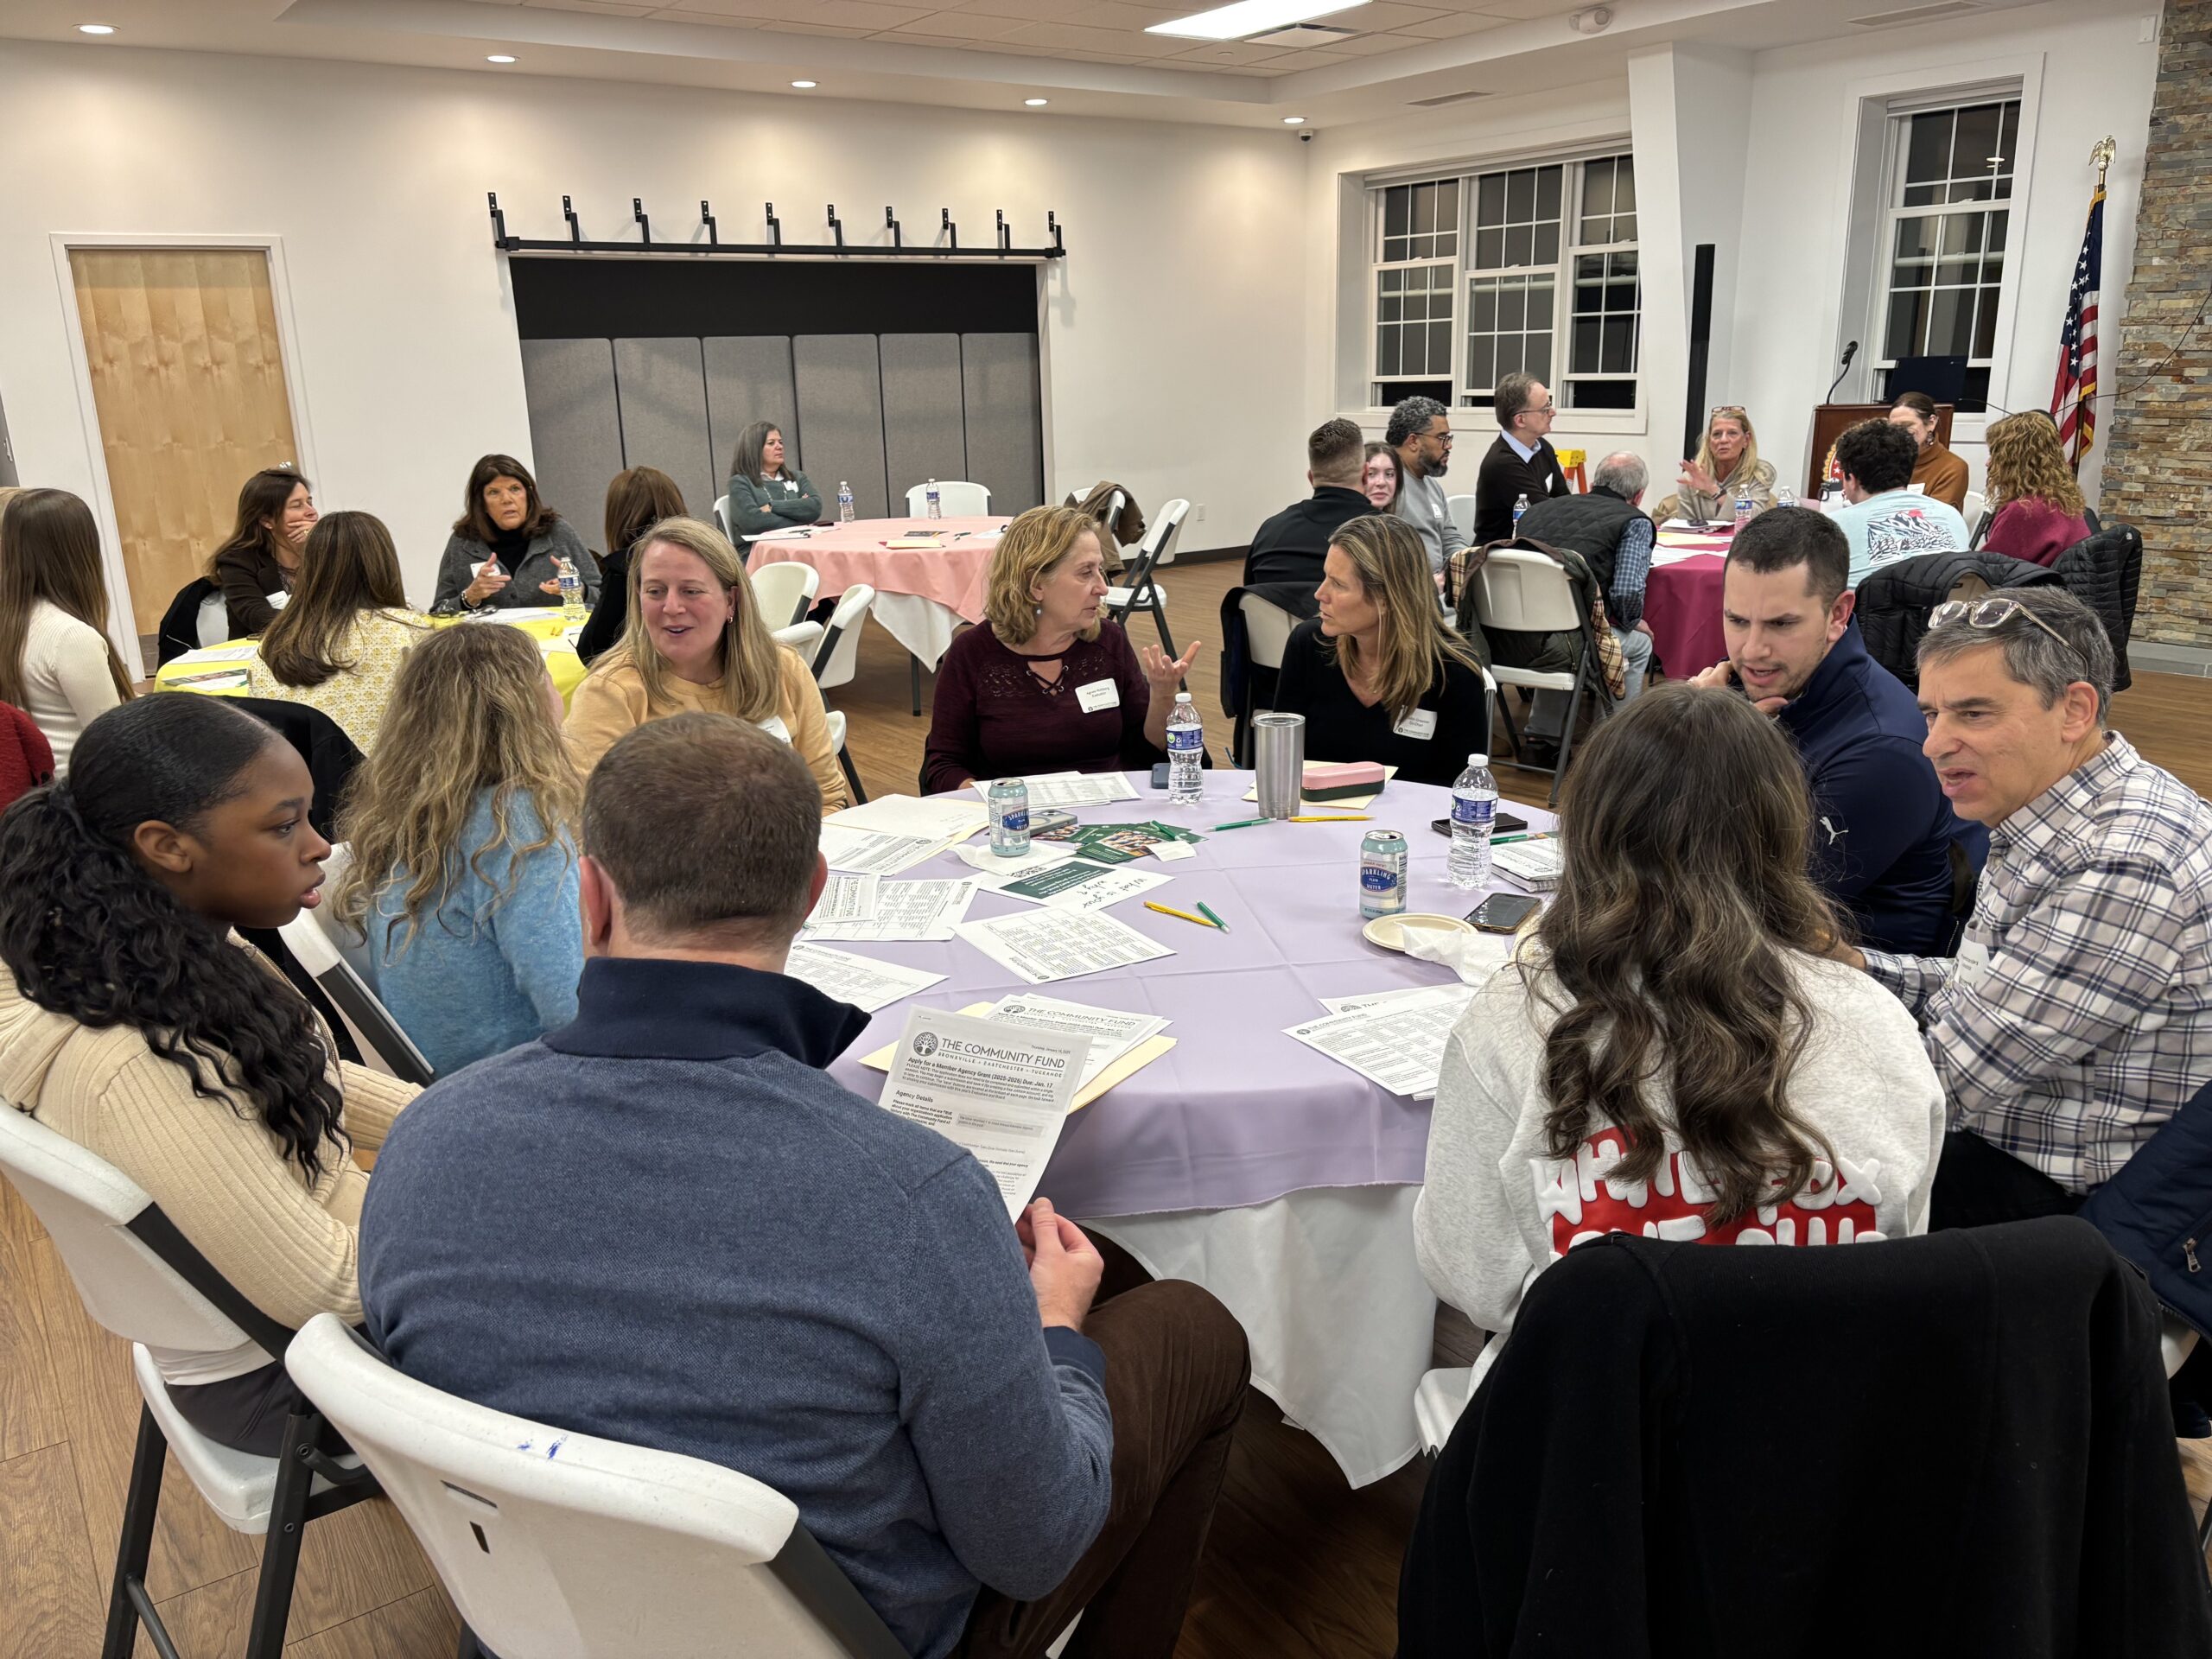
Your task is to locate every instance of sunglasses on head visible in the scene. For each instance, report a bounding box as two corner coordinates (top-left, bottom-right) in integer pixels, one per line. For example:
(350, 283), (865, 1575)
(1929, 597), (2087, 669)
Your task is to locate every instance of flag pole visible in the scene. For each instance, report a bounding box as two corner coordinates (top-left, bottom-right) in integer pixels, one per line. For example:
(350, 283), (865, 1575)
(2091, 134), (2115, 192)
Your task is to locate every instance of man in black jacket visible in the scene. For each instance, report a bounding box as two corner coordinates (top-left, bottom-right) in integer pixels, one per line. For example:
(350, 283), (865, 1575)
(1243, 417), (1375, 592)
(1471, 372), (1571, 543)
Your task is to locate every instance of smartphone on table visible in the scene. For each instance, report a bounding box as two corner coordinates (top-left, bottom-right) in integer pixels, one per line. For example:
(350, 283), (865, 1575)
(1428, 812), (1528, 838)
(1466, 892), (1543, 933)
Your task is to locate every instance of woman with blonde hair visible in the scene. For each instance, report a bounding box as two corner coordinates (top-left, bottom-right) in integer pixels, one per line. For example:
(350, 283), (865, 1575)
(921, 505), (1200, 795)
(1654, 405), (1777, 524)
(0, 488), (135, 776)
(563, 515), (849, 810)
(334, 626), (582, 1073)
(1980, 410), (2092, 567)
(1270, 513), (1490, 787)
(251, 510), (429, 753)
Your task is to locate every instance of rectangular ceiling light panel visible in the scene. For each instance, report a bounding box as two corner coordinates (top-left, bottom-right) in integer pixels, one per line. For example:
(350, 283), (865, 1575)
(1147, 0), (1371, 42)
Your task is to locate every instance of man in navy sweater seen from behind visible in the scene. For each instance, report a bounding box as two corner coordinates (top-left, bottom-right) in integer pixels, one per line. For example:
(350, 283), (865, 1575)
(359, 712), (1249, 1659)
(1691, 507), (1987, 956)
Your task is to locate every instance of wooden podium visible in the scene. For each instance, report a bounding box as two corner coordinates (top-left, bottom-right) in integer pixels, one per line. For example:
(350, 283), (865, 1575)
(1805, 402), (1954, 498)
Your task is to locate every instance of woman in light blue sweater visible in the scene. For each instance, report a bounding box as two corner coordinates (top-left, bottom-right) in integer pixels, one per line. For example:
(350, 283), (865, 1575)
(331, 625), (583, 1074)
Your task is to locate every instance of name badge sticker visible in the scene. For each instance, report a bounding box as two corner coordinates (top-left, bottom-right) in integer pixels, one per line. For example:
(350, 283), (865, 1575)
(1075, 679), (1121, 714)
(1393, 708), (1439, 741)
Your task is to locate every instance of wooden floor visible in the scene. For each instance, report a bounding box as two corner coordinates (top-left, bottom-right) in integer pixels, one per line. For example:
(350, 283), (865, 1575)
(27, 554), (2212, 1657)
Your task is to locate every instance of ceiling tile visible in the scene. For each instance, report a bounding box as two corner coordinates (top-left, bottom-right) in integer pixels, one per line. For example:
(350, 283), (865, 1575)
(1166, 39), (1284, 63)
(530, 0), (660, 12)
(640, 0), (785, 15)
(1452, 0), (1589, 17)
(1006, 19), (1186, 54)
(1394, 11), (1511, 36)
(1317, 26), (1452, 51)
(881, 10), (1038, 37)
(794, 0), (936, 26)
(749, 18), (880, 35)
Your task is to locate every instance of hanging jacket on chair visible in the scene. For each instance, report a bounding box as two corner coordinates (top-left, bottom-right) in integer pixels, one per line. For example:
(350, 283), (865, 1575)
(2050, 522), (2142, 693)
(1449, 537), (1618, 716)
(1853, 551), (2059, 690)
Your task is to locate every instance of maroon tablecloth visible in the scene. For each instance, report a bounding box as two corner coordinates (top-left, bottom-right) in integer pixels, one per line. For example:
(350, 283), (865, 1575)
(1644, 553), (1727, 677)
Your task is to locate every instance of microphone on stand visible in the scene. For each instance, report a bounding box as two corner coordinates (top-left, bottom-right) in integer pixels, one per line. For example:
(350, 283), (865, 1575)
(1826, 340), (1860, 402)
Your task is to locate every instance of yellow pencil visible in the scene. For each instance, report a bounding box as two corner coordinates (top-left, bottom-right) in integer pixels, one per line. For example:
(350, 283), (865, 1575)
(1143, 900), (1217, 929)
(1289, 814), (1373, 823)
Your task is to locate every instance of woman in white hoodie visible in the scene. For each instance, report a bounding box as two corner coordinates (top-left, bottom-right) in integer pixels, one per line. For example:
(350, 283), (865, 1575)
(1416, 683), (1946, 1395)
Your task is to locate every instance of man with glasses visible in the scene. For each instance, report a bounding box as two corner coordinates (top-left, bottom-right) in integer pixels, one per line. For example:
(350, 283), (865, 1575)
(1472, 372), (1571, 544)
(1829, 588), (2212, 1228)
(1386, 395), (1465, 577)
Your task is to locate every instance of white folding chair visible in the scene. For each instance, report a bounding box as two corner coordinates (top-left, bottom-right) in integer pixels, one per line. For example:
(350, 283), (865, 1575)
(283, 1313), (912, 1659)
(0, 1111), (376, 1659)
(1464, 548), (1598, 807)
(821, 710), (866, 806)
(810, 584), (876, 693)
(1104, 497), (1190, 657)
(750, 560), (821, 630)
(1232, 591), (1301, 767)
(1961, 488), (1987, 541)
(1446, 494), (1478, 545)
(279, 892), (437, 1087)
(903, 480), (991, 517)
(714, 494), (733, 540)
(772, 620), (824, 653)
(196, 593), (232, 648)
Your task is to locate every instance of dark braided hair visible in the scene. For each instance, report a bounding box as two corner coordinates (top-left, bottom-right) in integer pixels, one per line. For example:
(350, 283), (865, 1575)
(0, 696), (346, 1183)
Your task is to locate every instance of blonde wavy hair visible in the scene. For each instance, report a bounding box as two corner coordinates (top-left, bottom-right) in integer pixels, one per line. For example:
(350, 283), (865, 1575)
(1984, 410), (2086, 518)
(601, 516), (785, 723)
(1692, 406), (1764, 488)
(1325, 514), (1484, 724)
(984, 505), (1104, 645)
(331, 624), (581, 954)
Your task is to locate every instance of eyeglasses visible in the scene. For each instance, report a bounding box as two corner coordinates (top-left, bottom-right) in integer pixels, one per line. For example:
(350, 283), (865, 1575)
(1526, 403), (1555, 416)
(1421, 428), (1455, 444)
(1929, 597), (2086, 666)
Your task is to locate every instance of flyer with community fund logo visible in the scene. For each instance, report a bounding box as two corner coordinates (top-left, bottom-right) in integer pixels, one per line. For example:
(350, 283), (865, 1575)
(880, 1008), (1090, 1217)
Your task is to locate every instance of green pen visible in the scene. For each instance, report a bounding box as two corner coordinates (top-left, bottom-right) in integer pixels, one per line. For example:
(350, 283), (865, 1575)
(1492, 830), (1553, 845)
(1196, 901), (1228, 932)
(1211, 817), (1269, 831)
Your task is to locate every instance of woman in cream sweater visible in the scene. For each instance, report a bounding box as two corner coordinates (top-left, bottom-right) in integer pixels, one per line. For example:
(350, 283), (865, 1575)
(0, 695), (416, 1454)
(563, 515), (849, 810)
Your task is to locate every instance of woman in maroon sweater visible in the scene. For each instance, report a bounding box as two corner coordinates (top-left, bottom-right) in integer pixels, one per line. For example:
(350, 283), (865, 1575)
(922, 505), (1201, 795)
(1981, 411), (2093, 568)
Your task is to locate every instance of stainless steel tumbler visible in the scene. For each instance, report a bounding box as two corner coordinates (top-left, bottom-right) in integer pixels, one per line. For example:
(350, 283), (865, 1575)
(1253, 713), (1306, 820)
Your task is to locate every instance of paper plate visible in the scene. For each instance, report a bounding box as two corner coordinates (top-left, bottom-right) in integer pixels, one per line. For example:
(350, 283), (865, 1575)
(1361, 912), (1475, 952)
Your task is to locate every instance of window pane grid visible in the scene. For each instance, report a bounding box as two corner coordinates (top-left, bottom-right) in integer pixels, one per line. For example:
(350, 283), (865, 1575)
(1379, 179), (1461, 264)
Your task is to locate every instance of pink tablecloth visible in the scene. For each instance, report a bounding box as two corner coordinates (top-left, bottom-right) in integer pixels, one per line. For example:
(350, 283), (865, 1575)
(744, 516), (1002, 623)
(1643, 528), (1734, 677)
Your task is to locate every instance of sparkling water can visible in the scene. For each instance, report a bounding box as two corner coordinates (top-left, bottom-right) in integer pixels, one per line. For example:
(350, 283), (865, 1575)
(988, 778), (1031, 857)
(1359, 830), (1408, 919)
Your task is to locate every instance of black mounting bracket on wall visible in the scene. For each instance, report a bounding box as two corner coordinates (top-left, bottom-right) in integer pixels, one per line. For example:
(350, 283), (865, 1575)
(484, 192), (1065, 259)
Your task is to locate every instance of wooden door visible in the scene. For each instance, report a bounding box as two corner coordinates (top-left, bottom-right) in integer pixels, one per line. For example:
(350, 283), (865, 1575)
(68, 247), (301, 641)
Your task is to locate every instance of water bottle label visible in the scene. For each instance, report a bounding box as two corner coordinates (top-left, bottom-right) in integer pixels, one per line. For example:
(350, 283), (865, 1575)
(1360, 863), (1400, 893)
(1452, 794), (1495, 828)
(1167, 727), (1204, 754)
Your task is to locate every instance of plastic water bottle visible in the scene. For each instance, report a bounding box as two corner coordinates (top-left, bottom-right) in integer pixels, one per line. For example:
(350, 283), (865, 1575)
(1166, 693), (1205, 805)
(1512, 493), (1530, 533)
(988, 779), (1030, 856)
(1776, 486), (1799, 510)
(556, 556), (584, 620)
(837, 480), (855, 524)
(1733, 491), (1756, 531)
(1449, 753), (1498, 891)
(925, 479), (943, 519)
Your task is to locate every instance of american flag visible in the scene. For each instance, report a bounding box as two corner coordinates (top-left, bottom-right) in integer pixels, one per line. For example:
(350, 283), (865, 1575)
(2049, 186), (2105, 464)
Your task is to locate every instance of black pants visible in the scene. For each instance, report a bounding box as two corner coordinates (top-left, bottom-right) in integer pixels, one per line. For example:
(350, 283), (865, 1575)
(166, 1358), (317, 1457)
(1928, 1128), (2082, 1231)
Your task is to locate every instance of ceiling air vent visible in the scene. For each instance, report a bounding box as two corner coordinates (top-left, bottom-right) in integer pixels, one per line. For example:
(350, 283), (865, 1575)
(1847, 0), (1982, 25)
(1409, 88), (1494, 108)
(1245, 22), (1360, 47)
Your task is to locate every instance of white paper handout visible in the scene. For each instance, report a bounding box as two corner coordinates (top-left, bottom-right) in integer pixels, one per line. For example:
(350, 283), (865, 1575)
(969, 772), (1140, 809)
(781, 942), (945, 1014)
(806, 871), (879, 927)
(985, 994), (1170, 1088)
(880, 1007), (1089, 1217)
(1283, 982), (1478, 1100)
(820, 823), (969, 879)
(988, 862), (1173, 914)
(176, 644), (261, 664)
(829, 794), (990, 842)
(1318, 984), (1455, 1017)
(956, 908), (1174, 986)
(804, 880), (976, 943)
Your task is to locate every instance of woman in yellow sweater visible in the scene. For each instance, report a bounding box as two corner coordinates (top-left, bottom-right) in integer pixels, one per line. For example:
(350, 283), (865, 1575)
(563, 515), (849, 810)
(0, 695), (416, 1454)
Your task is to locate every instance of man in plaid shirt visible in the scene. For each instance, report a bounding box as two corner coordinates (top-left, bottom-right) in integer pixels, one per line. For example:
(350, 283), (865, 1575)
(1835, 588), (2212, 1227)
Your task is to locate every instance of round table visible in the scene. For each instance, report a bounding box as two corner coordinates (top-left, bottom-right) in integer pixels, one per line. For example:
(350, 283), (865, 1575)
(745, 517), (1003, 671)
(824, 769), (1555, 1485)
(155, 609), (588, 703)
(1642, 526), (1736, 679)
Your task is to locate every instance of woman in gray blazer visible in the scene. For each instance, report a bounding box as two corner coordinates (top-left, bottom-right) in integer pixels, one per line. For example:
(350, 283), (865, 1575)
(432, 453), (599, 613)
(722, 423), (823, 543)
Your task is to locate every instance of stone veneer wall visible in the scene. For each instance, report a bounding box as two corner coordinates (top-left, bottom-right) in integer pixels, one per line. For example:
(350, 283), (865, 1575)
(2100, 0), (2212, 650)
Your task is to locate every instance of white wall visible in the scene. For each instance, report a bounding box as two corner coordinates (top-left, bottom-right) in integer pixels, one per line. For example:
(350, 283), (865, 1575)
(0, 41), (1309, 613)
(1304, 0), (2158, 507)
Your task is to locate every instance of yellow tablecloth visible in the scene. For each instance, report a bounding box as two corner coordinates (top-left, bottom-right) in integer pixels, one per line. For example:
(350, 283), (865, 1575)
(154, 609), (589, 704)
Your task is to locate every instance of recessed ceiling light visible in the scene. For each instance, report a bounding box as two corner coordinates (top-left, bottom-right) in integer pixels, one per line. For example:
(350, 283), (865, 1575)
(486, 54), (518, 63)
(77, 22), (116, 33)
(1147, 0), (1367, 41)
(791, 79), (817, 89)
(1282, 115), (1306, 124)
(1025, 98), (1049, 106)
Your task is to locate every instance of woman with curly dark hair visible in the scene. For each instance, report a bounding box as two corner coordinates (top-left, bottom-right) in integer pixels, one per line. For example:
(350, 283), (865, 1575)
(0, 695), (416, 1453)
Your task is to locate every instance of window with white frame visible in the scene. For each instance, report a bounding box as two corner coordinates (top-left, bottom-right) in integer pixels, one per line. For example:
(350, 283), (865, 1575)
(1369, 154), (1639, 414)
(1872, 96), (2020, 413)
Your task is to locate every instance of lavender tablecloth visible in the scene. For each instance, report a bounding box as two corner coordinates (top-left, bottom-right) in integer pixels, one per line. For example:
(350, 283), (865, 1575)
(828, 770), (1552, 1217)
